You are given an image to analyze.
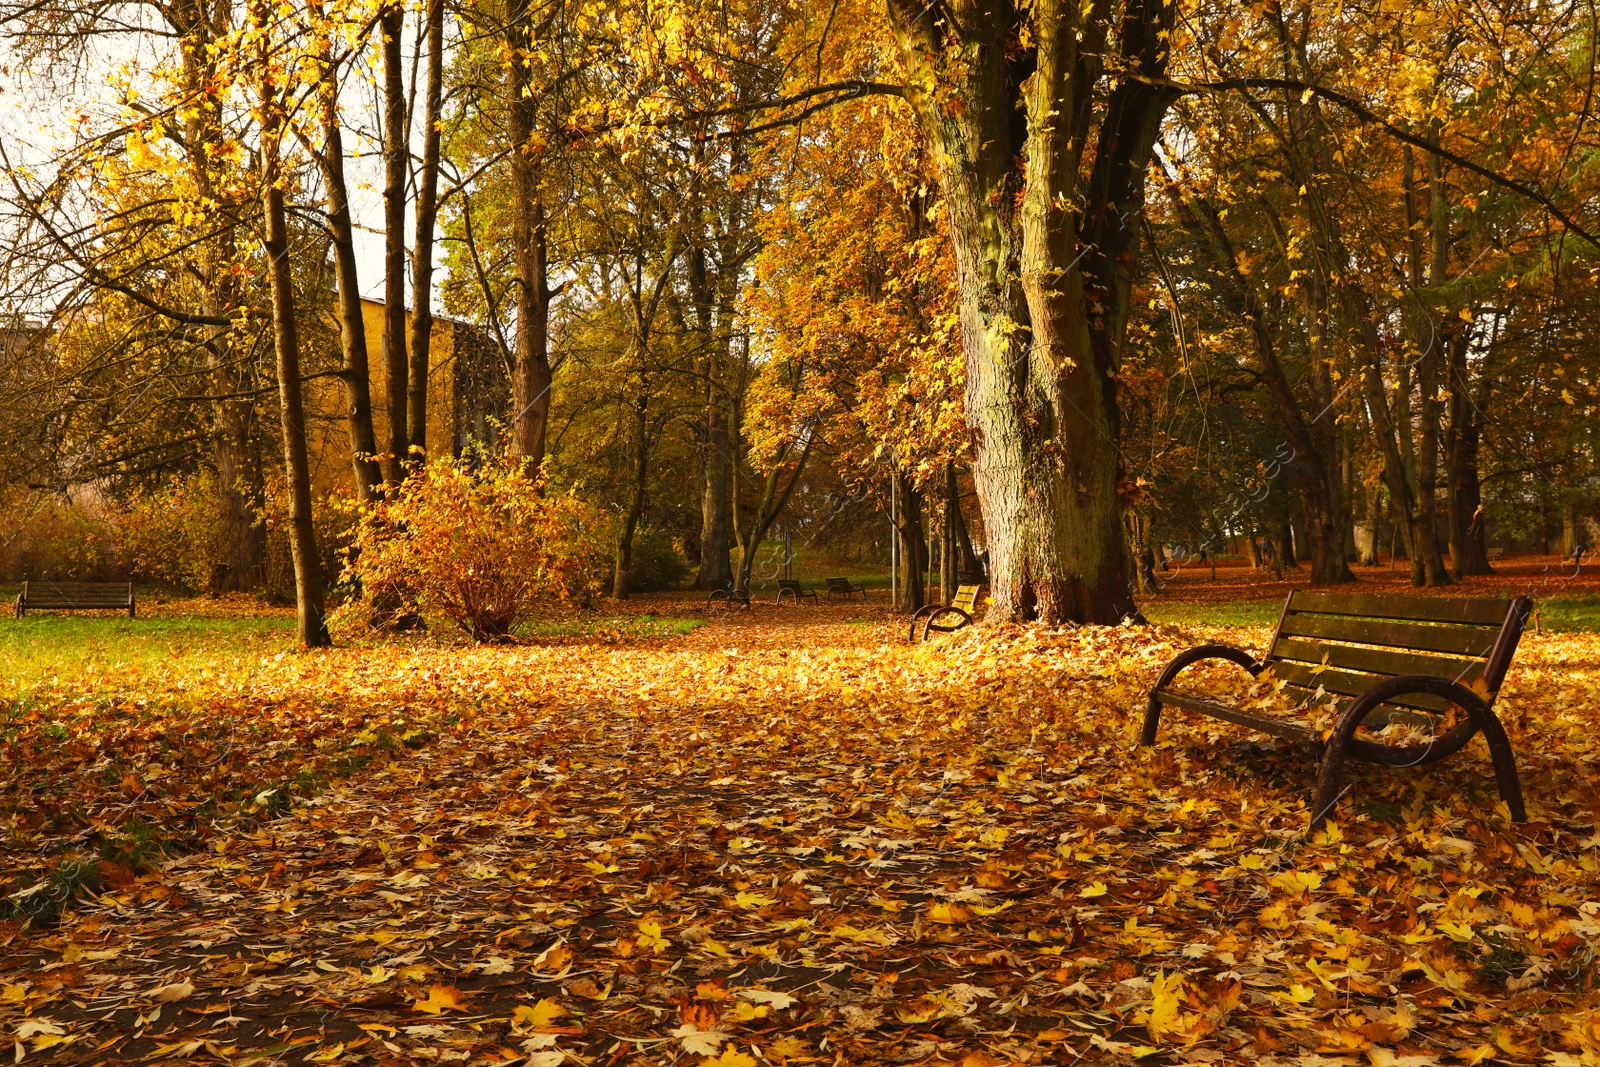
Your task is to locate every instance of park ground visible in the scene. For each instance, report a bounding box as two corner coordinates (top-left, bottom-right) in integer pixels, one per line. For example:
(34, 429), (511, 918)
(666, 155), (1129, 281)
(0, 557), (1598, 1065)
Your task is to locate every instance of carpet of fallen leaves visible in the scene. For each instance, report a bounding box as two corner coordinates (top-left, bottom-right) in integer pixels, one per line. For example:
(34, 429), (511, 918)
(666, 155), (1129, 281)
(2, 591), (1599, 1067)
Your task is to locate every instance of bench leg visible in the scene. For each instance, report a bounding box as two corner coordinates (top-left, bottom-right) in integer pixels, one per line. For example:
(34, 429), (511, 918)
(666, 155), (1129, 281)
(1140, 696), (1162, 746)
(1315, 676), (1527, 828)
(1469, 701), (1526, 822)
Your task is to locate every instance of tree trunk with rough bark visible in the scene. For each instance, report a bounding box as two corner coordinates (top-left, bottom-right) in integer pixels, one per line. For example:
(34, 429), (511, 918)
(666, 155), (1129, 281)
(885, 0), (1174, 625)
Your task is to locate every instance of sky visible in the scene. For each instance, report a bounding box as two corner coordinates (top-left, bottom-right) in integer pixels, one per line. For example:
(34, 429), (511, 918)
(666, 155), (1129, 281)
(0, 8), (446, 315)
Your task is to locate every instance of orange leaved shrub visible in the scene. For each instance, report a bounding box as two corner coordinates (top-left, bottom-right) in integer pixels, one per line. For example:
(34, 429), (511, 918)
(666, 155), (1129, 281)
(341, 456), (606, 641)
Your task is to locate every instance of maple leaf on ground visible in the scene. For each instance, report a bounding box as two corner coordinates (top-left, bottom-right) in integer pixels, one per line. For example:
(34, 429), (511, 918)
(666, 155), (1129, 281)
(672, 1023), (731, 1056)
(512, 998), (565, 1033)
(412, 983), (469, 1014)
(701, 1048), (757, 1067)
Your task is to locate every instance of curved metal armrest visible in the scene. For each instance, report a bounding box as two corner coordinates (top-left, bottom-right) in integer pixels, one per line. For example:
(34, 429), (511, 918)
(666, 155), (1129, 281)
(907, 603), (944, 642)
(1313, 673), (1524, 827)
(921, 607), (973, 642)
(1150, 644), (1263, 694)
(1142, 644), (1263, 747)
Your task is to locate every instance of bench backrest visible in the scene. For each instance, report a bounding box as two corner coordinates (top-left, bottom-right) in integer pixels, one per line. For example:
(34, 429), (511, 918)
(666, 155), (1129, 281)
(20, 581), (134, 607)
(1262, 590), (1532, 715)
(952, 584), (982, 613)
(825, 577), (852, 592)
(779, 579), (802, 591)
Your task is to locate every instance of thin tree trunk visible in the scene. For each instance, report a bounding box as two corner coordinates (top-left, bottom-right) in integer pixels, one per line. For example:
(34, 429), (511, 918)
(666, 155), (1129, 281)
(734, 440), (813, 592)
(689, 237), (731, 589)
(311, 7), (381, 501)
(612, 391), (648, 599)
(940, 464), (958, 602)
(949, 465), (983, 580)
(1445, 334), (1492, 577)
(1168, 180), (1354, 584)
(380, 1), (408, 483)
(1127, 508), (1158, 595)
(407, 0), (445, 458)
(504, 0), (553, 473)
(1277, 518), (1296, 570)
(893, 472), (926, 614)
(257, 30), (329, 648)
(172, 0), (267, 591)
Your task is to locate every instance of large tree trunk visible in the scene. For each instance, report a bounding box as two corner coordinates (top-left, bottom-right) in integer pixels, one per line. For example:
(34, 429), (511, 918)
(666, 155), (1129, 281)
(380, 1), (409, 484)
(407, 0), (445, 458)
(885, 0), (1172, 625)
(312, 9), (382, 502)
(505, 1), (553, 473)
(257, 33), (329, 648)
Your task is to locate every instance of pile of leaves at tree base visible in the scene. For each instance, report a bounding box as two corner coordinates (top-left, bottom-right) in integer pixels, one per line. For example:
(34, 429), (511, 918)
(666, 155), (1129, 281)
(0, 615), (1597, 1065)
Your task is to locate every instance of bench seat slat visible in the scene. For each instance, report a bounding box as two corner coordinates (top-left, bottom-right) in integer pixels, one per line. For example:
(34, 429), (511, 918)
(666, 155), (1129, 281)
(1278, 613), (1499, 657)
(1153, 690), (1316, 744)
(1267, 661), (1454, 712)
(1268, 636), (1485, 684)
(1289, 591), (1509, 626)
(951, 585), (981, 613)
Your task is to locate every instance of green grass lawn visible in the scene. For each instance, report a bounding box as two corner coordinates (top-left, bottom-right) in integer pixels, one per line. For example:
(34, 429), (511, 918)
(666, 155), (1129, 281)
(1531, 594), (1600, 632)
(0, 613), (296, 691)
(1139, 600), (1284, 628)
(1141, 593), (1600, 632)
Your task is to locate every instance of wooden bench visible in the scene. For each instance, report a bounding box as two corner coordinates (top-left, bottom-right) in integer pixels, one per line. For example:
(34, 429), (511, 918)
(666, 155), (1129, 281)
(775, 579), (818, 605)
(1145, 590), (1533, 828)
(909, 583), (983, 642)
(15, 581), (136, 618)
(825, 577), (868, 601)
